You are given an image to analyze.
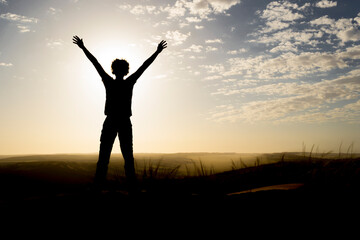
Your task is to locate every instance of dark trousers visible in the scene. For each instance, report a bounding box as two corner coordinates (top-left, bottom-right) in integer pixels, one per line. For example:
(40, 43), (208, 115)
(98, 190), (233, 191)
(94, 116), (136, 188)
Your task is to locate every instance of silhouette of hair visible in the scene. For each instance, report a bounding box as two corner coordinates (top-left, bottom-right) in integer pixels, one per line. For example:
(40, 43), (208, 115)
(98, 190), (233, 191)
(111, 58), (129, 76)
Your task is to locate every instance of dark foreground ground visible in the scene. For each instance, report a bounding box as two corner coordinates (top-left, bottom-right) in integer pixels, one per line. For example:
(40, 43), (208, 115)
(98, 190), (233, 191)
(1, 154), (359, 234)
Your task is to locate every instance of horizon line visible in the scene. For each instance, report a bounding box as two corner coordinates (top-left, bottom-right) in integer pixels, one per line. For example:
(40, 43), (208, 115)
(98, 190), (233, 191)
(1, 151), (359, 157)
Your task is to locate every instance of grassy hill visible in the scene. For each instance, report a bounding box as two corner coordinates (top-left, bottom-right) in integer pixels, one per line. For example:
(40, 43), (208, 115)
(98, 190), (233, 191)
(1, 152), (359, 225)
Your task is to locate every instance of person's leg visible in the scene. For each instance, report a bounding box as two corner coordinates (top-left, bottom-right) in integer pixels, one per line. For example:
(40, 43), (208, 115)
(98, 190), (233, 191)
(94, 117), (117, 187)
(118, 118), (138, 192)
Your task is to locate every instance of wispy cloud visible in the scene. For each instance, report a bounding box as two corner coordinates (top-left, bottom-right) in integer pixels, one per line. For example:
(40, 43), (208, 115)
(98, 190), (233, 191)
(129, 5), (160, 15)
(222, 41), (360, 80)
(256, 1), (308, 33)
(208, 48), (360, 123)
(118, 0), (241, 25)
(227, 48), (247, 55)
(184, 0), (241, 19)
(205, 38), (224, 44)
(315, 0), (337, 8)
(0, 62), (13, 67)
(184, 44), (203, 52)
(248, 1), (360, 53)
(46, 39), (64, 49)
(310, 14), (360, 44)
(186, 16), (202, 23)
(0, 12), (38, 33)
(17, 25), (31, 33)
(207, 0), (241, 13)
(165, 30), (191, 45)
(224, 50), (352, 79)
(162, 1), (187, 19)
(0, 12), (38, 23)
(205, 0), (360, 124)
(205, 46), (218, 52)
(47, 7), (62, 15)
(201, 63), (225, 73)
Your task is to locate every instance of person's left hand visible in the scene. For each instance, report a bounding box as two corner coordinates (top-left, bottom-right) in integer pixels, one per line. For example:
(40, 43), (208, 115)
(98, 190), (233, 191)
(157, 40), (167, 53)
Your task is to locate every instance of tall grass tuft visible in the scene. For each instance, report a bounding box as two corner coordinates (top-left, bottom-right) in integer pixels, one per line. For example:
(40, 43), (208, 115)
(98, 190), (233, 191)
(185, 159), (215, 177)
(308, 144), (315, 162)
(346, 142), (355, 159)
(141, 159), (181, 180)
(255, 156), (261, 167)
(231, 158), (247, 170)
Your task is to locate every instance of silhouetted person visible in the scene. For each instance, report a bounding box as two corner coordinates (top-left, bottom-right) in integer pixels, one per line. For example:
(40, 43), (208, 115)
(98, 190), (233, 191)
(73, 35), (167, 193)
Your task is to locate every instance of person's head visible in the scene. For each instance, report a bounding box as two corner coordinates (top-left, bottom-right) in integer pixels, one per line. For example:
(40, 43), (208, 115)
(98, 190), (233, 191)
(111, 58), (129, 78)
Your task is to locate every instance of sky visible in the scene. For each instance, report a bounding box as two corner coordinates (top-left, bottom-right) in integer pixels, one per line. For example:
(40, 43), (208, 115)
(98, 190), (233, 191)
(0, 0), (360, 155)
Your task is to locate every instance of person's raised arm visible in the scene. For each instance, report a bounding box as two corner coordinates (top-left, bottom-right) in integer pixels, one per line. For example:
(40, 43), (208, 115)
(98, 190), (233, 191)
(72, 35), (108, 79)
(129, 40), (167, 82)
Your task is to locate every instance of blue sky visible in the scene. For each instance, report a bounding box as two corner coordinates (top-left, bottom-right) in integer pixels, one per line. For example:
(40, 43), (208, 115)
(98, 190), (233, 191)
(1, 0), (360, 154)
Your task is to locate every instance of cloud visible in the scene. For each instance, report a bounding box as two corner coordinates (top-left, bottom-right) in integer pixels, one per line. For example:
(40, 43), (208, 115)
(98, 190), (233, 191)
(162, 0), (187, 18)
(0, 12), (38, 33)
(230, 50), (351, 79)
(118, 4), (161, 15)
(184, 44), (203, 52)
(130, 5), (147, 15)
(260, 1), (304, 22)
(206, 0), (241, 13)
(277, 100), (360, 124)
(201, 63), (225, 73)
(205, 1), (360, 125)
(256, 28), (314, 44)
(310, 15), (335, 26)
(227, 48), (247, 55)
(164, 0), (241, 19)
(117, 0), (241, 28)
(205, 38), (224, 44)
(117, 4), (132, 10)
(165, 30), (191, 45)
(315, 0), (337, 8)
(238, 75), (360, 101)
(335, 18), (360, 43)
(262, 20), (291, 33)
(145, 5), (158, 14)
(208, 44), (360, 99)
(0, 62), (13, 67)
(47, 7), (62, 15)
(0, 12), (38, 23)
(310, 15), (360, 44)
(206, 46), (218, 52)
(177, 0), (241, 20)
(269, 42), (298, 53)
(251, 8), (360, 54)
(46, 39), (64, 49)
(209, 75), (360, 123)
(0, 0), (7, 5)
(208, 46), (360, 123)
(130, 5), (160, 15)
(186, 16), (202, 22)
(17, 25), (31, 33)
(184, 0), (213, 19)
(256, 1), (308, 33)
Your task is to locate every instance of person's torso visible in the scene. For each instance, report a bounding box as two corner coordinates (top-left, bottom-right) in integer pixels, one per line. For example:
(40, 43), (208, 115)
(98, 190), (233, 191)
(104, 78), (135, 117)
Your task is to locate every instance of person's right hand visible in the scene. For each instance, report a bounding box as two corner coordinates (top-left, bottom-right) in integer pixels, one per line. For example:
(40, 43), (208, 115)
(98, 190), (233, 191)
(72, 35), (85, 49)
